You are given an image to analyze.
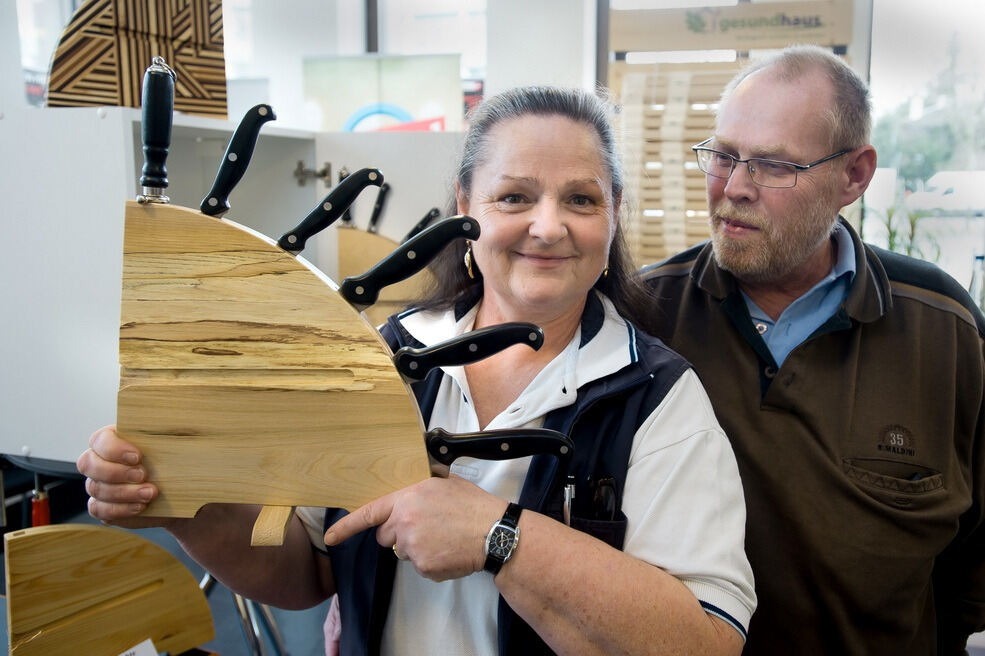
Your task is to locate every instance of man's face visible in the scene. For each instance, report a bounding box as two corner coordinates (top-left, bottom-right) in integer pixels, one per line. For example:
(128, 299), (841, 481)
(706, 68), (845, 284)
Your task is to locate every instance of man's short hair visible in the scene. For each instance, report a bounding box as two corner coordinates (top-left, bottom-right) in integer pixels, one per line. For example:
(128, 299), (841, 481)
(718, 45), (871, 150)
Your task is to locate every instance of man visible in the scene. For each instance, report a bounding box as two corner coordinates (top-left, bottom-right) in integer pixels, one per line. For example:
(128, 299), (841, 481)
(642, 45), (985, 654)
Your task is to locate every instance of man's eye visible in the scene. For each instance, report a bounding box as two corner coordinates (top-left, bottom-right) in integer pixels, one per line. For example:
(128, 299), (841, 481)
(713, 153), (734, 166)
(756, 160), (793, 174)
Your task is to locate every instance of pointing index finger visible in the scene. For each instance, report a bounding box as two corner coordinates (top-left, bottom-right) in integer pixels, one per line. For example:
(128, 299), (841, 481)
(324, 493), (396, 546)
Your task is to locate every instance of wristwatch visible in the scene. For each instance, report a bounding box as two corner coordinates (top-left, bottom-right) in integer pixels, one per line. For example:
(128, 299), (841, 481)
(484, 502), (522, 575)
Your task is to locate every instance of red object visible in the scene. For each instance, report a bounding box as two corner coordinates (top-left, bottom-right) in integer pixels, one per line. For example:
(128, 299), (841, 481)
(31, 491), (50, 526)
(375, 116), (446, 132)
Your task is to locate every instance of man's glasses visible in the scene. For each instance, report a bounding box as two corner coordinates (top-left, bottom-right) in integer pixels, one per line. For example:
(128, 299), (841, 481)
(691, 138), (852, 188)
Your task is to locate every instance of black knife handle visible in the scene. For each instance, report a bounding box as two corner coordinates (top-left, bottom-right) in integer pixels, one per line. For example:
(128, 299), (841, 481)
(139, 57), (175, 192)
(338, 168), (353, 224)
(425, 427), (574, 467)
(340, 215), (479, 308)
(277, 168), (384, 252)
(367, 182), (391, 233)
(200, 104), (277, 216)
(401, 207), (442, 243)
(393, 323), (543, 382)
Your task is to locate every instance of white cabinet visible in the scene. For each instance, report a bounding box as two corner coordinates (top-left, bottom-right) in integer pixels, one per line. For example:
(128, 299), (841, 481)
(0, 106), (462, 462)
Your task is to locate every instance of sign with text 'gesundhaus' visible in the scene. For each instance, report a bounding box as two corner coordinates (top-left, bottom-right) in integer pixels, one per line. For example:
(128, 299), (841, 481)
(610, 0), (853, 52)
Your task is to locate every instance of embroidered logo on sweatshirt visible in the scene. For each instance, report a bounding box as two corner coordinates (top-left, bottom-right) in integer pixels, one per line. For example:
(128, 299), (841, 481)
(877, 424), (915, 457)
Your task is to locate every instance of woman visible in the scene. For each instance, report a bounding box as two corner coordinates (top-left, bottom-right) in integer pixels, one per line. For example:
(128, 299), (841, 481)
(79, 86), (755, 655)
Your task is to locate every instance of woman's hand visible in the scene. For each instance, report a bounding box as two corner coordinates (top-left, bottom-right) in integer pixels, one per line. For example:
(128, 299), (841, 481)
(325, 475), (504, 582)
(76, 425), (169, 528)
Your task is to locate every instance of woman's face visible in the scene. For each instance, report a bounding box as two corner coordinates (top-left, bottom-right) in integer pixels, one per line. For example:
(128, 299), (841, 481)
(458, 115), (617, 321)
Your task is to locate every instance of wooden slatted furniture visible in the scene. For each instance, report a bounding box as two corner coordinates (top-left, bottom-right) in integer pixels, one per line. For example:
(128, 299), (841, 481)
(5, 524), (214, 656)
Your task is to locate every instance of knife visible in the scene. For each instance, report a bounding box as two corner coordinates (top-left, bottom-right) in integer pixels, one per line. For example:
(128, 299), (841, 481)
(401, 207), (442, 243)
(136, 56), (175, 204)
(367, 182), (391, 234)
(200, 104), (277, 216)
(339, 215), (479, 311)
(393, 323), (544, 382)
(337, 167), (353, 226)
(277, 168), (384, 253)
(425, 427), (574, 467)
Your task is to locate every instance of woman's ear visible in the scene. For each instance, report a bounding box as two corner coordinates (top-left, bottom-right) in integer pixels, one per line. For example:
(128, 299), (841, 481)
(455, 181), (469, 215)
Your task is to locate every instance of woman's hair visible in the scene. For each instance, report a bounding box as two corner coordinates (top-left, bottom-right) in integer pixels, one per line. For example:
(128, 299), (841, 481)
(415, 85), (659, 333)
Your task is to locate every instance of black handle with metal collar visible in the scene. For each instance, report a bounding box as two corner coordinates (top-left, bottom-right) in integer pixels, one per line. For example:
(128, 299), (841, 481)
(138, 56), (175, 201)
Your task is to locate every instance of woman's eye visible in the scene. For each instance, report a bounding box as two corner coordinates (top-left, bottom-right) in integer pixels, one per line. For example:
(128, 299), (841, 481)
(500, 193), (527, 204)
(570, 195), (594, 207)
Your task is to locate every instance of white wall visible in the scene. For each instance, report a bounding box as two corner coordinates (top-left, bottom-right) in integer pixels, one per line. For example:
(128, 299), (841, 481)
(485, 0), (598, 96)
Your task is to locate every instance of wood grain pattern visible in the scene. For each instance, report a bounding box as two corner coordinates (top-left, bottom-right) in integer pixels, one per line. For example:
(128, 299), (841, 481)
(337, 227), (435, 326)
(5, 524), (213, 656)
(118, 201), (431, 520)
(47, 0), (227, 118)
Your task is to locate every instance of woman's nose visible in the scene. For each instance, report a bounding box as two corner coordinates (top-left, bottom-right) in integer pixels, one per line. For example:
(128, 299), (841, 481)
(528, 201), (567, 243)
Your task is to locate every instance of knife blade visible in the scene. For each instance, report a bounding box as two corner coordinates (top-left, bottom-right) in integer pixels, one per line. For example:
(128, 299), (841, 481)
(425, 427), (574, 467)
(277, 167), (384, 253)
(136, 56), (175, 204)
(393, 323), (544, 382)
(200, 104), (277, 216)
(366, 182), (391, 234)
(339, 215), (479, 311)
(401, 207), (442, 243)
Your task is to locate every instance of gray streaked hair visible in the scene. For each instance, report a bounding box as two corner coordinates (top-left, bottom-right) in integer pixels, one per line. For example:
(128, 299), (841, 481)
(415, 86), (663, 335)
(719, 44), (872, 150)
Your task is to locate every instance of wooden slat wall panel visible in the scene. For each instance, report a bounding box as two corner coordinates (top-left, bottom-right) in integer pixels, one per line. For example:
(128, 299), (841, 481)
(615, 61), (741, 266)
(47, 0), (227, 119)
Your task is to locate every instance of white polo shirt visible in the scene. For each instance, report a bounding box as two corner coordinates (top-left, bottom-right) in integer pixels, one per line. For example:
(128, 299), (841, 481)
(299, 294), (756, 653)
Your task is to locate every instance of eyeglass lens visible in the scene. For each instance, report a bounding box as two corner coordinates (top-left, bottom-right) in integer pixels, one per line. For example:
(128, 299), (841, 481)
(696, 150), (798, 188)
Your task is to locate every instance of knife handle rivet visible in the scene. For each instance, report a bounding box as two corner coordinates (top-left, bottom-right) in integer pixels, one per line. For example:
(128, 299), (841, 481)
(500, 442), (510, 452)
(439, 446), (449, 455)
(528, 332), (538, 342)
(228, 152), (238, 162)
(259, 106), (269, 116)
(287, 234), (297, 244)
(560, 446), (570, 455)
(408, 361), (418, 370)
(463, 222), (472, 231)
(369, 172), (378, 181)
(468, 343), (478, 353)
(208, 197), (218, 207)
(323, 202), (333, 211)
(355, 285), (365, 295)
(407, 250), (417, 260)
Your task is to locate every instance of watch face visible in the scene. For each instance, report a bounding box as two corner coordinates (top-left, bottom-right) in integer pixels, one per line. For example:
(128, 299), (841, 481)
(488, 526), (518, 559)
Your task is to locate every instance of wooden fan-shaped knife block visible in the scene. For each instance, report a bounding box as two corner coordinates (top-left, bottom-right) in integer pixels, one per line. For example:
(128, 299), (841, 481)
(118, 201), (430, 541)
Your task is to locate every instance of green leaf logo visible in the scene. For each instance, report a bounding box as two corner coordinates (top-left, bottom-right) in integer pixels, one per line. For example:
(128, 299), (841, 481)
(686, 11), (707, 33)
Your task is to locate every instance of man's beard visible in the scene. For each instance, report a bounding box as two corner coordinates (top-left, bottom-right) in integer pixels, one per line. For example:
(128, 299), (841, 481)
(708, 196), (837, 284)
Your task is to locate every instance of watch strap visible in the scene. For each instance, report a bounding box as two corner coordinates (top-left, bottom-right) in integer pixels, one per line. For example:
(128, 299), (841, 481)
(484, 502), (523, 575)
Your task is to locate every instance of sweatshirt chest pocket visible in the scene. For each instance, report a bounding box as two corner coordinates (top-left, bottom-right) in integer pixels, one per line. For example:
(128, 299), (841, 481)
(842, 457), (945, 511)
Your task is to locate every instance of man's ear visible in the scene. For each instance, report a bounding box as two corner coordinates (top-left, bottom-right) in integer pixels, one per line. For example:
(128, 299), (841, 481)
(455, 181), (469, 215)
(839, 145), (877, 207)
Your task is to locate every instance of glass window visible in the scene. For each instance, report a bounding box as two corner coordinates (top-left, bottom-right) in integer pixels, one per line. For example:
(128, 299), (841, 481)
(864, 0), (985, 287)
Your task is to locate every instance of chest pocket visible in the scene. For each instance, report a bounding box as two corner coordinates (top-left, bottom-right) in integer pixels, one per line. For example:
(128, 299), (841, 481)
(842, 457), (945, 511)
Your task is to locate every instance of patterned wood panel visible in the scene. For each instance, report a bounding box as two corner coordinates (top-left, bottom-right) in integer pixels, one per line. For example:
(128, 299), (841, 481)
(47, 0), (227, 118)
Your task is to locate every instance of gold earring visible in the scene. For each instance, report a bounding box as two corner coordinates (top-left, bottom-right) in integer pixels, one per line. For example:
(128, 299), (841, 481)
(464, 242), (475, 280)
(602, 266), (609, 278)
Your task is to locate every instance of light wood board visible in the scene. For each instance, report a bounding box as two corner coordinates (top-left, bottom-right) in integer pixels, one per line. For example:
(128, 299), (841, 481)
(5, 524), (213, 656)
(118, 200), (431, 521)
